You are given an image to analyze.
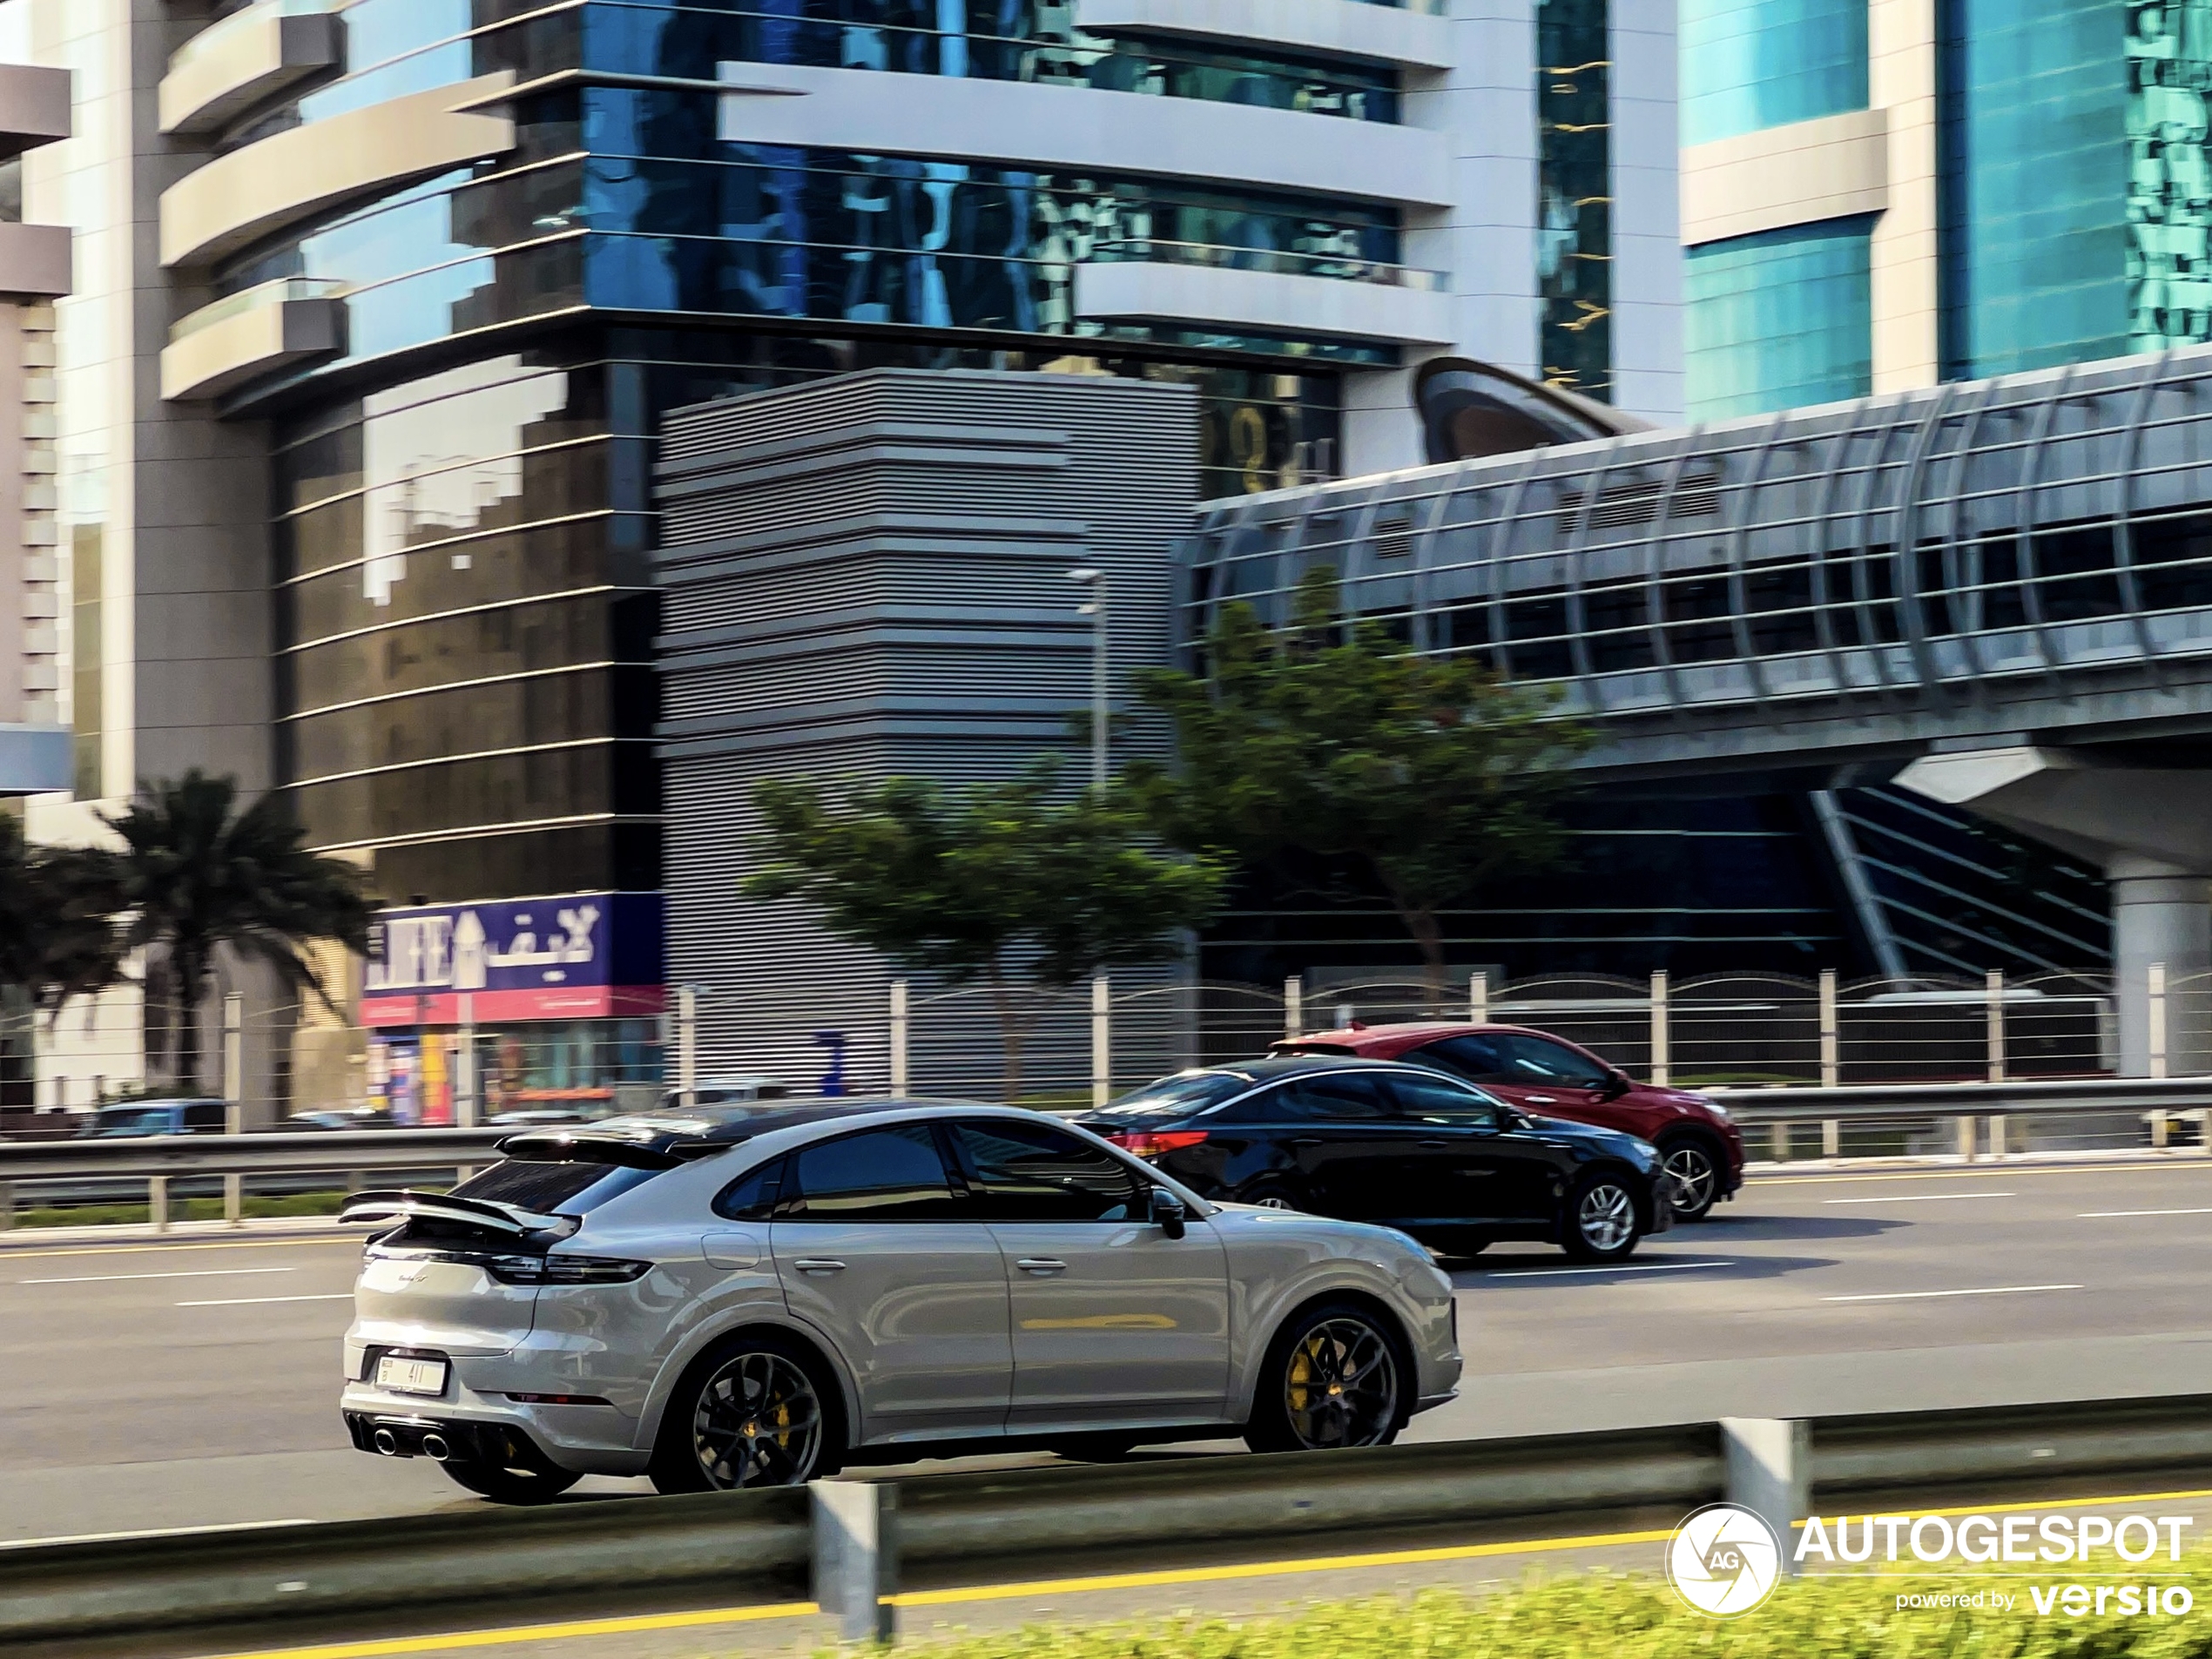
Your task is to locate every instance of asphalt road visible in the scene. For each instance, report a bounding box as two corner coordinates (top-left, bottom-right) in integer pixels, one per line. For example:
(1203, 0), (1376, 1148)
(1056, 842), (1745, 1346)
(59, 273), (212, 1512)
(9, 1157), (2212, 1546)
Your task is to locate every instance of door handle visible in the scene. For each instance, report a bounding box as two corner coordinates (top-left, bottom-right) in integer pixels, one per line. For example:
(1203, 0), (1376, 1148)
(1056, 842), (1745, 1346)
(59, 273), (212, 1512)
(1016, 1258), (1069, 1274)
(1524, 1095), (1558, 1104)
(792, 1258), (847, 1274)
(1287, 1136), (1323, 1149)
(1418, 1139), (1451, 1149)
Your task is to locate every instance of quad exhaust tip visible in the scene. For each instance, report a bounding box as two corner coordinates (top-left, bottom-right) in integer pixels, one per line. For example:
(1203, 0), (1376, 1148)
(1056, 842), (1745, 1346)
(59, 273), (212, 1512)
(420, 1433), (451, 1461)
(371, 1427), (400, 1456)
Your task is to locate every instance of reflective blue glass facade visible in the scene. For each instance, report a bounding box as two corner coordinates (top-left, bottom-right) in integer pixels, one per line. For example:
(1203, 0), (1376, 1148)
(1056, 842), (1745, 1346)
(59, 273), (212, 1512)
(1683, 216), (1872, 420)
(220, 3), (1395, 904)
(1680, 0), (1869, 147)
(2127, 2), (2212, 352)
(1537, 0), (1611, 401)
(1939, 0), (2128, 379)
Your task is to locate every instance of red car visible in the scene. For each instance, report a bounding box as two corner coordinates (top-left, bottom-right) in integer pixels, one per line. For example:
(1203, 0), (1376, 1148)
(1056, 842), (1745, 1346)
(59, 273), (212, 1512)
(1271, 1022), (1744, 1220)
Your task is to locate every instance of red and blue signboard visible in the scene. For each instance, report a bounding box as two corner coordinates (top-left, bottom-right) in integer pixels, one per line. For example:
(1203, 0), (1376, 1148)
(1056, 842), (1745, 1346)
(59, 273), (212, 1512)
(361, 892), (665, 1028)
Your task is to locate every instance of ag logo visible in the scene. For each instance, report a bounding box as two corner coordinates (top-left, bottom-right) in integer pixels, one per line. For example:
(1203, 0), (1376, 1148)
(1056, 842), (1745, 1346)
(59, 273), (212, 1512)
(1666, 1503), (1783, 1617)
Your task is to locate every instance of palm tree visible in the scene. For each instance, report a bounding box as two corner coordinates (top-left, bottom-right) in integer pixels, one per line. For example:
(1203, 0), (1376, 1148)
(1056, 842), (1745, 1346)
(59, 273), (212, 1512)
(109, 772), (374, 1094)
(0, 813), (126, 1019)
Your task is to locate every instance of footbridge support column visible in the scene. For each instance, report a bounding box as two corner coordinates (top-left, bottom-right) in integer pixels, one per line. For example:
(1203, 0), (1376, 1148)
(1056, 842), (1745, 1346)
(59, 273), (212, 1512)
(1896, 747), (2212, 1076)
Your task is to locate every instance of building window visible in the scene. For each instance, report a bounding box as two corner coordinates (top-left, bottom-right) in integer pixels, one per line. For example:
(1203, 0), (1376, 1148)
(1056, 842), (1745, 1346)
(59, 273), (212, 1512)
(1680, 0), (1869, 147)
(1538, 0), (1612, 403)
(2127, 1), (2212, 354)
(1938, 0), (2128, 380)
(1685, 216), (1873, 421)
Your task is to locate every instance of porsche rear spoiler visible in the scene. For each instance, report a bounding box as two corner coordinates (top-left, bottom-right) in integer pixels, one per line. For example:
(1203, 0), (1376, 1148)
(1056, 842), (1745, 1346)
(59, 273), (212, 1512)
(338, 1189), (575, 1237)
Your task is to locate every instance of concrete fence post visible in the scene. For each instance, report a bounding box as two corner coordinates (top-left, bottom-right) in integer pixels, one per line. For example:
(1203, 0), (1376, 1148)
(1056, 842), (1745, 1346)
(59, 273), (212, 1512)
(812, 1479), (898, 1643)
(1985, 969), (2006, 1084)
(1091, 975), (1111, 1109)
(1283, 975), (1303, 1041)
(0, 1181), (14, 1231)
(677, 985), (698, 1110)
(222, 994), (244, 1227)
(1469, 972), (1488, 1026)
(2151, 962), (2169, 1081)
(149, 1174), (169, 1233)
(1722, 1416), (1809, 1576)
(889, 980), (909, 1096)
(455, 994), (477, 1130)
(1818, 970), (1841, 1155)
(1649, 971), (1670, 1086)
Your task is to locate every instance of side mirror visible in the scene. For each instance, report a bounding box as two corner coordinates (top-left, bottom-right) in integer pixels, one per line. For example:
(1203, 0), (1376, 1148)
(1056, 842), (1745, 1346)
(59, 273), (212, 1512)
(1150, 1186), (1189, 1240)
(1599, 1073), (1634, 1102)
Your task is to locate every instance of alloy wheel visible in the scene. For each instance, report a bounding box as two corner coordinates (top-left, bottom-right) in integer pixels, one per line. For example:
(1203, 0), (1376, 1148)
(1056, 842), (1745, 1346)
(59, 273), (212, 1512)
(1253, 1194), (1296, 1211)
(1662, 1145), (1717, 1217)
(1281, 1317), (1399, 1449)
(691, 1350), (824, 1488)
(1577, 1182), (1636, 1252)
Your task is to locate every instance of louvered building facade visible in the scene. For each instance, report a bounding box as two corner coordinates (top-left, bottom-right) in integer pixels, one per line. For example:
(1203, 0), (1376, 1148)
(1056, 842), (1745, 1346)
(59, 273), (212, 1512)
(657, 369), (1198, 1095)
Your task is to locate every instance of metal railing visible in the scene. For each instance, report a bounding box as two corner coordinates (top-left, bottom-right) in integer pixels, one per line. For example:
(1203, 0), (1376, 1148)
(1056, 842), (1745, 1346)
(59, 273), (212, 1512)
(9, 1392), (2212, 1647)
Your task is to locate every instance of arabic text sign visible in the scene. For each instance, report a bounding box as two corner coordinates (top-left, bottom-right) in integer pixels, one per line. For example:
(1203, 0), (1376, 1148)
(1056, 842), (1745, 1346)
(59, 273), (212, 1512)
(362, 892), (664, 1025)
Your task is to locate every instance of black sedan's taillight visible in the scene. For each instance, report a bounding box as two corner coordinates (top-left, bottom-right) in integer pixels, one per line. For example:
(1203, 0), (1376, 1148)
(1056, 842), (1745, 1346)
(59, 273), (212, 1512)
(482, 1254), (653, 1285)
(1102, 1130), (1210, 1159)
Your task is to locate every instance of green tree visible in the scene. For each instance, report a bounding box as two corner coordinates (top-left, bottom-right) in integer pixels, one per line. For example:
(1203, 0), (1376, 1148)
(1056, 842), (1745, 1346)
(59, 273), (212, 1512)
(109, 772), (374, 1093)
(1127, 567), (1593, 1001)
(743, 766), (1226, 1100)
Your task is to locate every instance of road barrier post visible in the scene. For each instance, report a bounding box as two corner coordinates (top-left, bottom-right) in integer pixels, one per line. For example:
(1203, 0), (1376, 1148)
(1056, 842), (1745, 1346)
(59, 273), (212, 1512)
(1284, 975), (1303, 1040)
(1091, 976), (1111, 1109)
(1957, 1114), (1977, 1162)
(0, 1181), (12, 1230)
(1722, 1416), (1809, 1575)
(1469, 972), (1487, 1026)
(1649, 971), (1670, 1086)
(222, 994), (243, 1226)
(889, 980), (909, 1096)
(148, 1174), (168, 1232)
(813, 1479), (897, 1643)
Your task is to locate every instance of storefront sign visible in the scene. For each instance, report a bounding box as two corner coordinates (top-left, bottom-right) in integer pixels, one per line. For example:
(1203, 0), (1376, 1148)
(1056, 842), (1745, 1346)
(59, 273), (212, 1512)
(361, 892), (665, 1026)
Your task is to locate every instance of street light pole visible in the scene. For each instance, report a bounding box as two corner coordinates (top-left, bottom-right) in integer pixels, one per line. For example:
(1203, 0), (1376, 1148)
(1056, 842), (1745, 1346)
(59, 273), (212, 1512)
(1068, 566), (1109, 788)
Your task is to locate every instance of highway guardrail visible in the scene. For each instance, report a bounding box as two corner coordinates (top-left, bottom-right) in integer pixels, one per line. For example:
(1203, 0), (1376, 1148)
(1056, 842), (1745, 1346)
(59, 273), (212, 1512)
(5, 1075), (2212, 1227)
(9, 1393), (2212, 1647)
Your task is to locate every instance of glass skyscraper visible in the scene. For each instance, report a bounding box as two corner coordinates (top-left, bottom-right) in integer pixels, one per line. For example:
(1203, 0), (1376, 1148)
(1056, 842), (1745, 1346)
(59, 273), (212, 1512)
(1683, 0), (2212, 416)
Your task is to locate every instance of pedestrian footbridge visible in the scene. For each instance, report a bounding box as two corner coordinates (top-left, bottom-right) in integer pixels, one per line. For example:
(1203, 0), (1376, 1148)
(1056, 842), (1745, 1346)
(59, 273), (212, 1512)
(1181, 347), (2212, 1070)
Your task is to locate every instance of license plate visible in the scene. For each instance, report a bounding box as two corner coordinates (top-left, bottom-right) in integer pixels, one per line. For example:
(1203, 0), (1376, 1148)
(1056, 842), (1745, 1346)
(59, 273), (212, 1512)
(374, 1354), (448, 1396)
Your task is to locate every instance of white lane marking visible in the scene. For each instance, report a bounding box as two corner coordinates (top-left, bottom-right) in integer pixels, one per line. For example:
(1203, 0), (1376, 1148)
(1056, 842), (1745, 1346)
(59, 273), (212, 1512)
(177, 1293), (354, 1307)
(1488, 1260), (1737, 1278)
(10, 1283), (298, 1291)
(1821, 1192), (2017, 1204)
(2079, 1207), (2212, 1218)
(1822, 1284), (2081, 1304)
(0, 1519), (317, 1551)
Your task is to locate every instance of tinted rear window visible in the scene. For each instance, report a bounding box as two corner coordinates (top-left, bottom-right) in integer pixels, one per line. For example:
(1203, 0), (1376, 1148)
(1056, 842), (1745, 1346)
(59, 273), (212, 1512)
(454, 1159), (659, 1214)
(1095, 1072), (1253, 1119)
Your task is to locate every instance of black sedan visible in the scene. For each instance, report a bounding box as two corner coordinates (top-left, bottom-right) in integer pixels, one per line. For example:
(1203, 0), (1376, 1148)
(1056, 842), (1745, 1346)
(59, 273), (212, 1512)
(1076, 1056), (1669, 1263)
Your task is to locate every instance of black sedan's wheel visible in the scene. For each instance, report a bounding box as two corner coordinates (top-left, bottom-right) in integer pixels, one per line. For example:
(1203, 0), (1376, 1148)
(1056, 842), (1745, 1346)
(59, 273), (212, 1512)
(650, 1332), (844, 1494)
(1239, 1182), (1304, 1211)
(1562, 1170), (1642, 1263)
(1659, 1138), (1722, 1222)
(1244, 1300), (1407, 1453)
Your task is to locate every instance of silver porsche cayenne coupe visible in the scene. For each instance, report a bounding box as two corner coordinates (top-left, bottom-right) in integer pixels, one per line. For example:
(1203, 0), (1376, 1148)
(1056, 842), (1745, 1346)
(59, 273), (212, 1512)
(339, 1101), (1462, 1501)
